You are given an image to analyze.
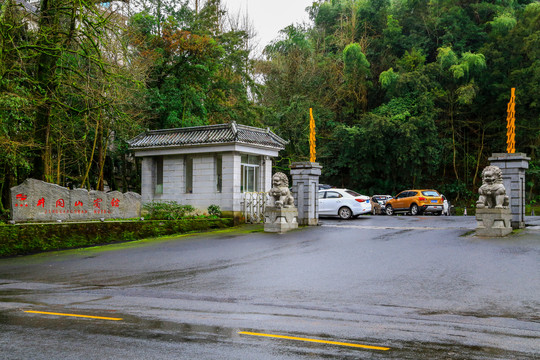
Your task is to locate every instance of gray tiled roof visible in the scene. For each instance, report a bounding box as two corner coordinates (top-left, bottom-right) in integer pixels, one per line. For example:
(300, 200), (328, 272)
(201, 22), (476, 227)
(129, 122), (287, 150)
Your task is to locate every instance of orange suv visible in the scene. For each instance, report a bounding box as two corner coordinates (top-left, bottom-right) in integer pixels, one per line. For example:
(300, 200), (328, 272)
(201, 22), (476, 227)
(385, 189), (444, 216)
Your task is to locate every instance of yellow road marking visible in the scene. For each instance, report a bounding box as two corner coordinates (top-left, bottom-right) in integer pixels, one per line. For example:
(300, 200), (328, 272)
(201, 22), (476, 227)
(238, 331), (389, 351)
(24, 310), (123, 321)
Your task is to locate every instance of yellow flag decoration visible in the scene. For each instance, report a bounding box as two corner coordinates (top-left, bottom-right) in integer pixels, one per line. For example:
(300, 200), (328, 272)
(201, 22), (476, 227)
(309, 108), (316, 162)
(506, 88), (516, 154)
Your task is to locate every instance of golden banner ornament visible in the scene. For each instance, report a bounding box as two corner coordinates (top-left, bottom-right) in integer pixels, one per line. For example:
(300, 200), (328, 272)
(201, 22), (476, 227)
(309, 108), (316, 162)
(506, 88), (516, 153)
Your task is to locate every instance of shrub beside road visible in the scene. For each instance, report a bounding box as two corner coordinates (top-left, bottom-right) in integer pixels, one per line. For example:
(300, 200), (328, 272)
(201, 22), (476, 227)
(0, 218), (234, 257)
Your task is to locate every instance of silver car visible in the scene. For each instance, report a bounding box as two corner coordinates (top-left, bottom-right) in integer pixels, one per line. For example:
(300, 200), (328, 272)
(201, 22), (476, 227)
(372, 195), (393, 211)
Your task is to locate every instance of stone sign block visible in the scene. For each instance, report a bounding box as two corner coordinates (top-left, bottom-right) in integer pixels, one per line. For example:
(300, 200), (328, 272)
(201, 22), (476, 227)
(10, 178), (141, 222)
(70, 188), (92, 221)
(122, 192), (143, 218)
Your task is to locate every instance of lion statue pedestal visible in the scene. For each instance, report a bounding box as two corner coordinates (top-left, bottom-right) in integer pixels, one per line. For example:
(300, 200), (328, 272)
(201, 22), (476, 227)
(476, 208), (512, 237)
(475, 166), (512, 237)
(264, 172), (298, 233)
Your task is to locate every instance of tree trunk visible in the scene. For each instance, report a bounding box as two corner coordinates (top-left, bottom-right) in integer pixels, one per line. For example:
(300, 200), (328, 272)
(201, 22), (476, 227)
(472, 128), (484, 189)
(56, 144), (62, 185)
(96, 116), (105, 191)
(449, 98), (459, 180)
(33, 0), (64, 182)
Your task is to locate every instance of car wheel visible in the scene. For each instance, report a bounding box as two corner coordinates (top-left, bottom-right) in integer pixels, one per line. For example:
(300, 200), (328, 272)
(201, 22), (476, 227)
(410, 203), (419, 216)
(385, 205), (394, 216)
(338, 206), (353, 220)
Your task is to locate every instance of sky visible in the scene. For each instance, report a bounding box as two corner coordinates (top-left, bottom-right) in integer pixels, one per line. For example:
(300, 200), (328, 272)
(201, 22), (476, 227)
(223, 0), (314, 51)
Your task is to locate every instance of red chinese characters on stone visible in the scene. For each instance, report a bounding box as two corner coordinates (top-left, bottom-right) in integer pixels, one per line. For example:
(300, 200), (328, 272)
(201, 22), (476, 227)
(75, 201), (83, 207)
(37, 198), (45, 207)
(111, 198), (120, 207)
(93, 198), (102, 209)
(56, 199), (65, 208)
(14, 193), (29, 207)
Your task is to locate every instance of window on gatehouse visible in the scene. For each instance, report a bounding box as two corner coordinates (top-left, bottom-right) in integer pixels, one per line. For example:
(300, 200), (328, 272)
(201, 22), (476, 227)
(241, 155), (260, 192)
(185, 156), (193, 193)
(155, 156), (163, 194)
(216, 155), (222, 192)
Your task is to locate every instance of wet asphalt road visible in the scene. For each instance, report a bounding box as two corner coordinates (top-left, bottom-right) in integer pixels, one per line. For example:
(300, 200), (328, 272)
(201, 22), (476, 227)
(0, 215), (539, 359)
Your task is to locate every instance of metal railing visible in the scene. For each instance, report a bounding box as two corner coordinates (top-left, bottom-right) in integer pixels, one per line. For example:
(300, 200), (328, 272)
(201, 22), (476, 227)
(243, 192), (269, 224)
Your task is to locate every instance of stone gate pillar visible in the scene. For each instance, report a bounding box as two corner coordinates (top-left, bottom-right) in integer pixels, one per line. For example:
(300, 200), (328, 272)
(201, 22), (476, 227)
(488, 153), (530, 229)
(290, 162), (322, 226)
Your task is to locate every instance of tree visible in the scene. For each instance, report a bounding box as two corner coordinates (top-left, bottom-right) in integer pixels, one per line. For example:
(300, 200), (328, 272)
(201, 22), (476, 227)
(130, 0), (260, 129)
(259, 25), (319, 167)
(434, 46), (486, 181)
(0, 0), (147, 197)
(342, 42), (371, 115)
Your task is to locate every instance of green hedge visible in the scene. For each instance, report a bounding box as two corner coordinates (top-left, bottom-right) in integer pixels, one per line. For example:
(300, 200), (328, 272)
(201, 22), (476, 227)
(0, 218), (234, 257)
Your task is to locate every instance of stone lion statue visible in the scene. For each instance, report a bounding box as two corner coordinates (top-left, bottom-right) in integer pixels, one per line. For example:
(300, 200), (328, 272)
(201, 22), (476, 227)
(476, 165), (509, 209)
(268, 172), (295, 208)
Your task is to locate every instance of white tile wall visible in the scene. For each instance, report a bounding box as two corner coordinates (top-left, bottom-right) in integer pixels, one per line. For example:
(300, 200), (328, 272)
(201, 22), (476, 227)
(140, 151), (272, 213)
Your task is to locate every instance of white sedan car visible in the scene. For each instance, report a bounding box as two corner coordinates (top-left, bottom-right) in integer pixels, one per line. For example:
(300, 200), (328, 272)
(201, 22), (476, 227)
(318, 188), (371, 219)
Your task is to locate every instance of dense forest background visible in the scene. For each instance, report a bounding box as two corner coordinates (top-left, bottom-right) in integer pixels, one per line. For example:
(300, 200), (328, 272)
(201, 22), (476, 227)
(1, 0), (539, 218)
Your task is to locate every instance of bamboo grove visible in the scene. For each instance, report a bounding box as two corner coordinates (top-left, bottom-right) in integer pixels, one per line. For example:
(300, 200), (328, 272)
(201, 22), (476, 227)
(0, 0), (539, 217)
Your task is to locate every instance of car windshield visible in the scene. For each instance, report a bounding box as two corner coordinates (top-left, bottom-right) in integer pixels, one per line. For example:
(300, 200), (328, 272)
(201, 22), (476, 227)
(422, 190), (440, 197)
(345, 190), (361, 197)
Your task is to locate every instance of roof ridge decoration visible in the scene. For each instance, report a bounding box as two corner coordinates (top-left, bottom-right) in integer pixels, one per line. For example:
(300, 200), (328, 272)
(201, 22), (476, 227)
(128, 122), (287, 150)
(143, 123), (230, 135)
(233, 123), (289, 145)
(231, 121), (238, 141)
